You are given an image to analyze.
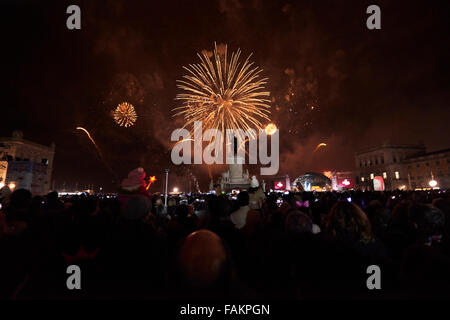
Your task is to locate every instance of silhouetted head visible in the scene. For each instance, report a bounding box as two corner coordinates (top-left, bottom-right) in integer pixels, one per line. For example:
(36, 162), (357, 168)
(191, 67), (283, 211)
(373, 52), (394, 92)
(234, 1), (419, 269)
(207, 195), (231, 220)
(123, 195), (152, 220)
(326, 201), (373, 243)
(177, 230), (231, 294)
(409, 203), (445, 240)
(47, 191), (59, 202)
(285, 210), (313, 234)
(237, 191), (249, 207)
(7, 188), (32, 222)
(10, 189), (32, 209)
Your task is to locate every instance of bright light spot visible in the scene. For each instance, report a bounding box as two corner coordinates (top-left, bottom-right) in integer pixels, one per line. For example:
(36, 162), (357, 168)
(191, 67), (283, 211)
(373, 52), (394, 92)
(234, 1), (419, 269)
(0, 182), (4, 189)
(9, 183), (16, 190)
(265, 123), (277, 135)
(277, 182), (283, 188)
(173, 187), (179, 193)
(429, 180), (437, 187)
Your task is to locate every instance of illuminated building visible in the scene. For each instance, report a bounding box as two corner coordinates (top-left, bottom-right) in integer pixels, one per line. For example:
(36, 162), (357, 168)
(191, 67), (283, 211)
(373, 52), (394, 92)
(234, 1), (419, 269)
(355, 143), (450, 190)
(0, 130), (55, 195)
(403, 148), (450, 190)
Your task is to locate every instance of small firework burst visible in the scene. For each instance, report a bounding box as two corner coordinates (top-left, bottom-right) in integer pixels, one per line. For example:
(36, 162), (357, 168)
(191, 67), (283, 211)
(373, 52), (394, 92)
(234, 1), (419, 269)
(114, 102), (137, 127)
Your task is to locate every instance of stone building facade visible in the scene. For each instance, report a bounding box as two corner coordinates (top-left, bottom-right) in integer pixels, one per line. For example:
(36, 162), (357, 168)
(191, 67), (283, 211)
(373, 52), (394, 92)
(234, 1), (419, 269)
(0, 131), (55, 195)
(355, 144), (450, 190)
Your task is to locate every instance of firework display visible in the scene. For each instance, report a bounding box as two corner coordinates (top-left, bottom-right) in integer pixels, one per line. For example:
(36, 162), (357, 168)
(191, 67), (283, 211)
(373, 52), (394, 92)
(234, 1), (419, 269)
(174, 43), (271, 140)
(114, 102), (137, 127)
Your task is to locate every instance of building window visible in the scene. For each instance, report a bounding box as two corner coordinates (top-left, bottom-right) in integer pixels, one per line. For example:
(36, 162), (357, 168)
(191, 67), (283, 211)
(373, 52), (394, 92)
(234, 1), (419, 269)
(395, 171), (400, 179)
(359, 161), (362, 168)
(375, 158), (378, 165)
(41, 159), (49, 165)
(370, 173), (374, 180)
(381, 155), (384, 164)
(393, 156), (397, 163)
(383, 172), (387, 179)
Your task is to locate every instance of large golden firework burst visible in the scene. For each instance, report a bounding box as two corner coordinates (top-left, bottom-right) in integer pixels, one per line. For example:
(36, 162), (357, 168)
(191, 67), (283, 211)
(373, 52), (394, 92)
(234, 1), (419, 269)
(174, 43), (271, 140)
(114, 102), (137, 127)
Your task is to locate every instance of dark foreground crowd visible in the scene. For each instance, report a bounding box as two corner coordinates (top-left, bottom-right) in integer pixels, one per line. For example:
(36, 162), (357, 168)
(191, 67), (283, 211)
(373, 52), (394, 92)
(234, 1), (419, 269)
(1, 185), (450, 299)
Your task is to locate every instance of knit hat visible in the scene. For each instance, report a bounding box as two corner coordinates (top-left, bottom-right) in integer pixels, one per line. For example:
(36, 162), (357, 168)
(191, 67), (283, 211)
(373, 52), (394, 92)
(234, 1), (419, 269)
(121, 167), (146, 190)
(250, 176), (259, 188)
(123, 195), (152, 220)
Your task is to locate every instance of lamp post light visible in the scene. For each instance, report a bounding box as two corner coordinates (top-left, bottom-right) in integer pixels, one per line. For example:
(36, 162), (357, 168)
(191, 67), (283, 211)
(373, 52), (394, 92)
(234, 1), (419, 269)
(429, 180), (438, 188)
(164, 169), (169, 207)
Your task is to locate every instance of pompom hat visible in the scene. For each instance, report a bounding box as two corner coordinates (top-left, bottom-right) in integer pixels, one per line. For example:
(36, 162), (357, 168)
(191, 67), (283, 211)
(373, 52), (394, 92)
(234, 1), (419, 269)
(121, 167), (146, 189)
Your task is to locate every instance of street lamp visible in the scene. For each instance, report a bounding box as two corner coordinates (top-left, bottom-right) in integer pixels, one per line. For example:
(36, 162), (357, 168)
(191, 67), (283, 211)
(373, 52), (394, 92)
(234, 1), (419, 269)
(173, 187), (179, 193)
(429, 180), (437, 188)
(164, 169), (169, 207)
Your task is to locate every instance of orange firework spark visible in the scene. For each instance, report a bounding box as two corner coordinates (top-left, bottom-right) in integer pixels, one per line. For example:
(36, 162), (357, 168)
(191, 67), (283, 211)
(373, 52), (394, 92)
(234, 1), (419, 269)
(146, 176), (157, 191)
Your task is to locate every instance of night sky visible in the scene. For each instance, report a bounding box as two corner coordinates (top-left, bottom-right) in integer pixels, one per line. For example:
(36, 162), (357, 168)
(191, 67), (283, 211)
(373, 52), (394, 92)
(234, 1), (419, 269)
(3, 0), (450, 192)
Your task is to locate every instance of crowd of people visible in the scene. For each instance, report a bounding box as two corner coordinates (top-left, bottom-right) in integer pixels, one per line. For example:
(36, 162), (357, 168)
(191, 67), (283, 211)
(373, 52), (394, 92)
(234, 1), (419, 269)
(1, 167), (450, 300)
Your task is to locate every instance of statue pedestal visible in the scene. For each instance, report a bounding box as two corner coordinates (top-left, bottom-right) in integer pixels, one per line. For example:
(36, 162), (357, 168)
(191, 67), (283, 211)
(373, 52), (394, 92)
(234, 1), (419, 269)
(221, 156), (250, 191)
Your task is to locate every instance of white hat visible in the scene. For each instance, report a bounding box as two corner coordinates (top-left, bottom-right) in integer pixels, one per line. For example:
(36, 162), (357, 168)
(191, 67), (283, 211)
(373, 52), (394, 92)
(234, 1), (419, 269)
(251, 176), (259, 188)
